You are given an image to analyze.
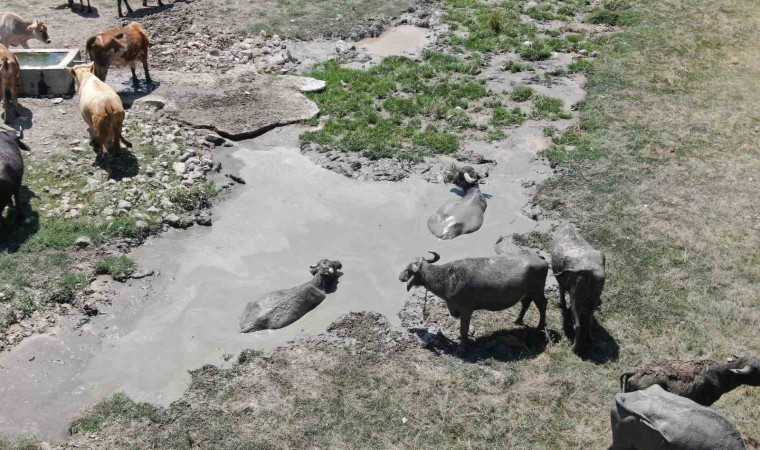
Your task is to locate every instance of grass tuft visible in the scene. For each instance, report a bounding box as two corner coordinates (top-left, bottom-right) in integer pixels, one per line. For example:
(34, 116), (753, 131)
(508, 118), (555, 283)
(510, 85), (535, 102)
(95, 256), (136, 281)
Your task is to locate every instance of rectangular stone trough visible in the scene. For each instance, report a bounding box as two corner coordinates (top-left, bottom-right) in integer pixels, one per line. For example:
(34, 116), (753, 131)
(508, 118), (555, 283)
(12, 49), (82, 97)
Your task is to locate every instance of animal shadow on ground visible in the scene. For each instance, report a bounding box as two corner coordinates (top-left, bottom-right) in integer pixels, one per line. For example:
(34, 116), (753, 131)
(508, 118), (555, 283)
(560, 305), (619, 364)
(0, 186), (40, 253)
(448, 187), (494, 200)
(118, 80), (162, 108)
(55, 3), (101, 18)
(412, 325), (561, 363)
(5, 104), (34, 132)
(92, 145), (139, 180)
(124, 1), (175, 19)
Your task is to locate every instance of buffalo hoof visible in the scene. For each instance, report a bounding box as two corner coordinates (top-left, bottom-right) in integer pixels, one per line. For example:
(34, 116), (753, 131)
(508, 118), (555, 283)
(513, 318), (525, 326)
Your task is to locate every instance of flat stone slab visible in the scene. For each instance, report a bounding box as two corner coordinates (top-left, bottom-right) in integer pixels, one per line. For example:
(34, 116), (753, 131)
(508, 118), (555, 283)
(121, 70), (324, 139)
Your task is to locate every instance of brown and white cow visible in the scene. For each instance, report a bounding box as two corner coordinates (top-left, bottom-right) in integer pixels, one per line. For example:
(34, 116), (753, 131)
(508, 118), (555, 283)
(119, 0), (165, 18)
(86, 22), (152, 85)
(0, 44), (20, 125)
(0, 13), (50, 49)
(70, 64), (132, 177)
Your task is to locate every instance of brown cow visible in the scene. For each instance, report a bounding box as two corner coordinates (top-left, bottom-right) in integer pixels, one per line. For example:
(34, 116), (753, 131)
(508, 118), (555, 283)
(0, 13), (50, 49)
(70, 64), (132, 177)
(119, 1), (165, 18)
(0, 44), (20, 125)
(86, 22), (152, 85)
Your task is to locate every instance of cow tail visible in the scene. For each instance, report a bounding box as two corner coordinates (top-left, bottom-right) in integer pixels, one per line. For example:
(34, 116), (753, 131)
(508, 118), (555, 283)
(619, 372), (633, 393)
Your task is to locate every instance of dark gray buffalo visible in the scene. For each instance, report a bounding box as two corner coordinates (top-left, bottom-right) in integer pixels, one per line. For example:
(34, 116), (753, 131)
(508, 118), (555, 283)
(399, 251), (549, 346)
(239, 259), (342, 333)
(620, 355), (760, 406)
(427, 166), (487, 240)
(609, 385), (747, 450)
(550, 223), (605, 354)
(0, 126), (26, 228)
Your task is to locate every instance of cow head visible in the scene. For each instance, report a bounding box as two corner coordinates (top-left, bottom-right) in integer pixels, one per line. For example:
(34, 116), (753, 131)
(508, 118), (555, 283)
(309, 259), (342, 278)
(726, 355), (760, 386)
(85, 34), (125, 82)
(69, 63), (95, 89)
(445, 165), (484, 190)
(399, 252), (440, 291)
(29, 20), (51, 44)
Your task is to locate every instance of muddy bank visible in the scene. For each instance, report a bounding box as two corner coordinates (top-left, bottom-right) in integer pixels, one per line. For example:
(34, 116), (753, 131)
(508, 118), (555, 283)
(0, 117), (555, 439)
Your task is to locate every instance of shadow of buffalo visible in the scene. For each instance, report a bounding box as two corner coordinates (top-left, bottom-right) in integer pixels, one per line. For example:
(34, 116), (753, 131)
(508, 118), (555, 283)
(0, 186), (40, 253)
(560, 305), (619, 364)
(412, 325), (562, 363)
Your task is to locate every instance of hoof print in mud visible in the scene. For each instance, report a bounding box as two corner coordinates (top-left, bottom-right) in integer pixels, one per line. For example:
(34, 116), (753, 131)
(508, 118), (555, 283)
(239, 259), (342, 333)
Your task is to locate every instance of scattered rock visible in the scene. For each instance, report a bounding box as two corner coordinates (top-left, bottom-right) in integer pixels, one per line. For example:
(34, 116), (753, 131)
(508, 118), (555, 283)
(204, 134), (226, 146)
(227, 173), (246, 184)
(74, 236), (92, 249)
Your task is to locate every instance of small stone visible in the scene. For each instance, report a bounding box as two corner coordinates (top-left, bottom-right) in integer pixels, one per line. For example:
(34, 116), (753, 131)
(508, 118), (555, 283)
(196, 212), (212, 226)
(75, 236), (92, 248)
(117, 200), (132, 210)
(173, 162), (187, 175)
(52, 98), (63, 105)
(204, 134), (226, 146)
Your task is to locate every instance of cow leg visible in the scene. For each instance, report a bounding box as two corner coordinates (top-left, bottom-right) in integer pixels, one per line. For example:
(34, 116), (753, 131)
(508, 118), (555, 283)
(158, 0), (164, 5)
(87, 0), (92, 13)
(102, 142), (112, 177)
(141, 54), (152, 84)
(514, 296), (531, 326)
(20, 42), (29, 49)
(10, 81), (19, 114)
(130, 63), (139, 85)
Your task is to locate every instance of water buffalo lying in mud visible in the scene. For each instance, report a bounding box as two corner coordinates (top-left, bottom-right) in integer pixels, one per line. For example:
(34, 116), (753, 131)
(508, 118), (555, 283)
(609, 385), (747, 450)
(0, 127), (27, 228)
(239, 259), (342, 333)
(427, 166), (487, 240)
(399, 251), (548, 347)
(550, 223), (605, 354)
(620, 355), (760, 406)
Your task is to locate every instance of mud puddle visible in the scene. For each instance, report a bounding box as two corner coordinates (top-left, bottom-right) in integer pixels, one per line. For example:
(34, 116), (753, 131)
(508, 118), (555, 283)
(0, 121), (555, 440)
(358, 25), (429, 57)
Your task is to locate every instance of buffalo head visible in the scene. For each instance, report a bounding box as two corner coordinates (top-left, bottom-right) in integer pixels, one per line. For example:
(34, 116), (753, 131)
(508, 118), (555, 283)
(0, 126), (29, 151)
(309, 259), (342, 277)
(444, 166), (484, 190)
(726, 355), (760, 385)
(399, 251), (440, 291)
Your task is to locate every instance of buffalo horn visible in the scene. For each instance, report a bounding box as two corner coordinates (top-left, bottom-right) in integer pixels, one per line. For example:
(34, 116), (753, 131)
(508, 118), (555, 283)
(425, 251), (440, 263)
(732, 365), (752, 375)
(463, 172), (476, 184)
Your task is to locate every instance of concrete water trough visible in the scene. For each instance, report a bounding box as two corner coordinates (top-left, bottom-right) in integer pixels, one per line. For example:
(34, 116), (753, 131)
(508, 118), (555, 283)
(13, 49), (81, 97)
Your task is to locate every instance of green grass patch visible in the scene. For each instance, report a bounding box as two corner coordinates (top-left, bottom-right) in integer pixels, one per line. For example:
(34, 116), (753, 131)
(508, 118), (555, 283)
(504, 59), (532, 73)
(519, 40), (553, 61)
(510, 85), (535, 102)
(568, 59), (593, 74)
(69, 393), (161, 435)
(302, 53), (502, 159)
(48, 272), (87, 304)
(512, 230), (553, 251)
(95, 256), (136, 281)
(531, 95), (573, 120)
(167, 181), (218, 212)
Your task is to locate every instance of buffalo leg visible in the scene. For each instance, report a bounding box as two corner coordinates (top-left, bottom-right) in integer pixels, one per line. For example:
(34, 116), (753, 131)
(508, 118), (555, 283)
(459, 310), (472, 345)
(558, 285), (567, 309)
(514, 297), (531, 326)
(13, 187), (23, 222)
(532, 291), (548, 331)
(569, 277), (590, 354)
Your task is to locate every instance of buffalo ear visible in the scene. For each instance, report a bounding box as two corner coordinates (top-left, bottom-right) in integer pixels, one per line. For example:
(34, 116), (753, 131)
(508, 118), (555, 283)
(332, 261), (342, 270)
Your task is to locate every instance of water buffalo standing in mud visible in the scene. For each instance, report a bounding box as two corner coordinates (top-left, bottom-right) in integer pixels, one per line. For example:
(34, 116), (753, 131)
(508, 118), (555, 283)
(550, 223), (605, 354)
(609, 385), (747, 450)
(0, 127), (27, 229)
(427, 166), (487, 240)
(620, 355), (760, 406)
(239, 259), (342, 333)
(399, 251), (548, 347)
